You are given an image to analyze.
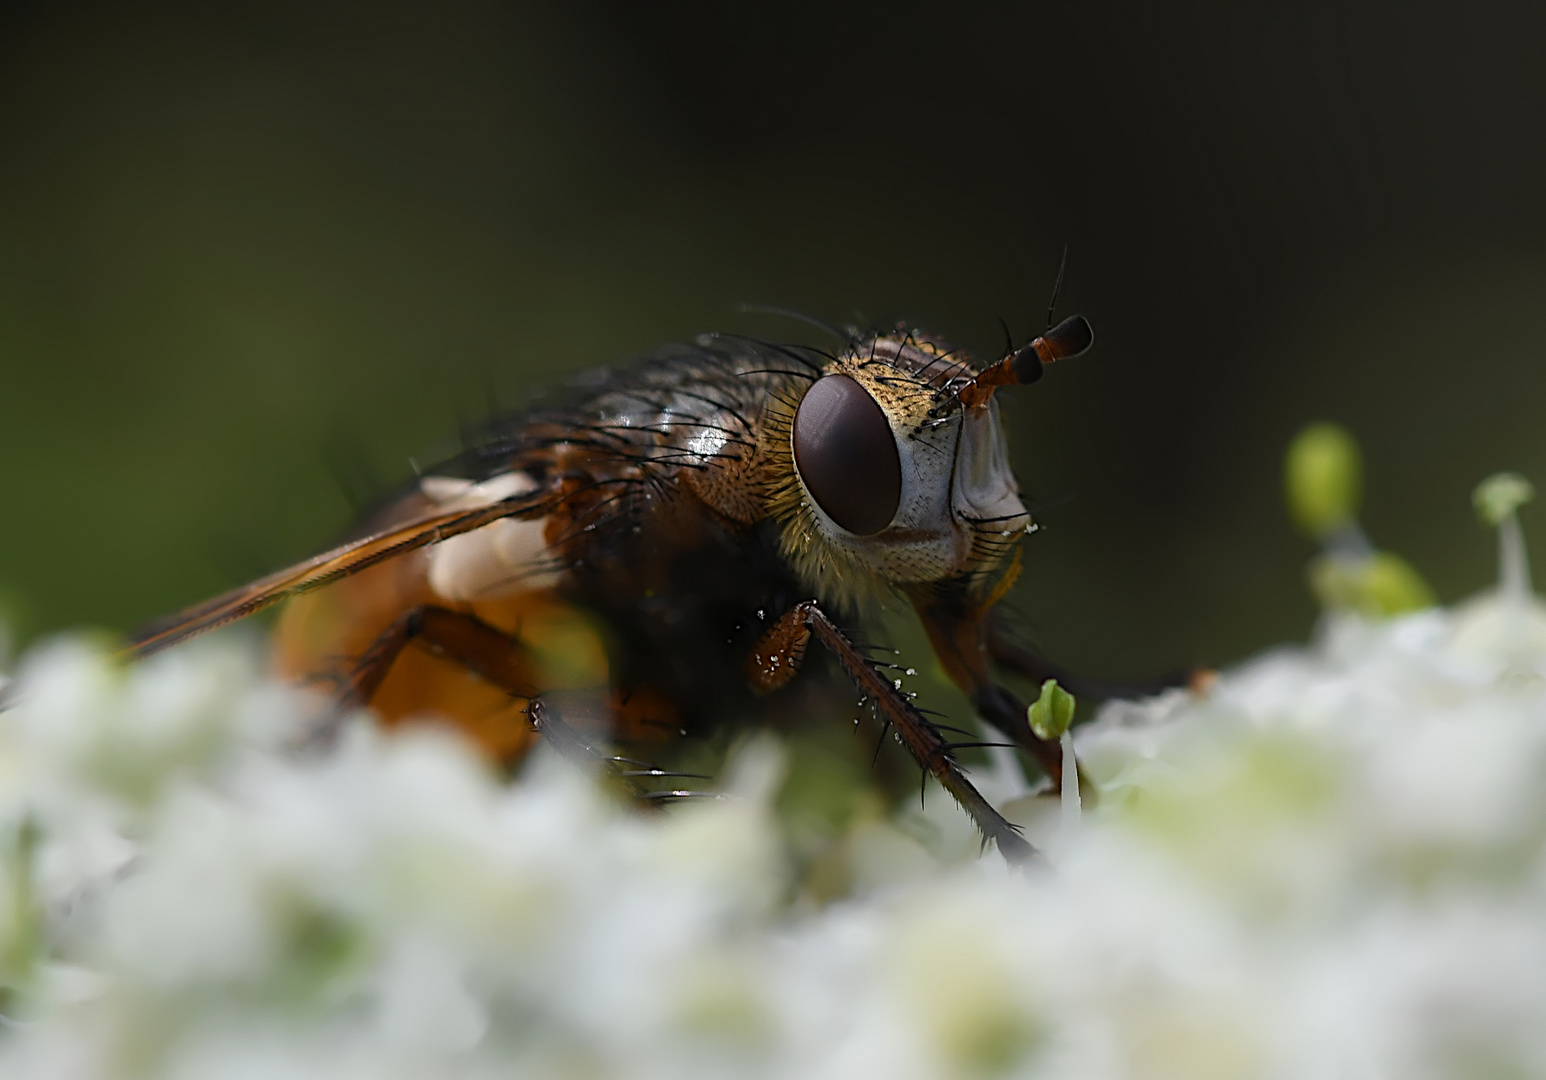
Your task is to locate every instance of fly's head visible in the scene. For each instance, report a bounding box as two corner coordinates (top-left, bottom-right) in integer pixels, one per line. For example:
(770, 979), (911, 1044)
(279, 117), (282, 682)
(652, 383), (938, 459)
(763, 318), (1093, 610)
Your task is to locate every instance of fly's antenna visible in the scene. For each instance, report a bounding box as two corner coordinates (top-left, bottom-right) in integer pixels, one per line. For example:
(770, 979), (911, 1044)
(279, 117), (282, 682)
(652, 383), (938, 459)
(957, 315), (1093, 408)
(958, 249), (1092, 409)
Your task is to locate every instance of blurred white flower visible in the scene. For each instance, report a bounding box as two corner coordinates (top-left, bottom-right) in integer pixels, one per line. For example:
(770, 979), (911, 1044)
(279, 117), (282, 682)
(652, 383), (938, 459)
(0, 589), (1542, 1077)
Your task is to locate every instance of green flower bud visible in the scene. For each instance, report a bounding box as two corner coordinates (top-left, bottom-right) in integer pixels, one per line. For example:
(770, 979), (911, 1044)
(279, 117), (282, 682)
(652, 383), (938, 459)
(1473, 472), (1535, 527)
(1308, 551), (1435, 617)
(1027, 679), (1076, 741)
(1285, 423), (1362, 539)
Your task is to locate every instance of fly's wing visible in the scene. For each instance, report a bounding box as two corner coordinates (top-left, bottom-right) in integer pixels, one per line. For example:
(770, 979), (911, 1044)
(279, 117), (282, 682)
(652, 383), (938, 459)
(132, 336), (818, 660)
(128, 491), (554, 658)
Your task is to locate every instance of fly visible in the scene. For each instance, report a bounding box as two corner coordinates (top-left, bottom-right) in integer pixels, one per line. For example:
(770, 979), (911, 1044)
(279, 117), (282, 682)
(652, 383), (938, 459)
(130, 313), (1171, 866)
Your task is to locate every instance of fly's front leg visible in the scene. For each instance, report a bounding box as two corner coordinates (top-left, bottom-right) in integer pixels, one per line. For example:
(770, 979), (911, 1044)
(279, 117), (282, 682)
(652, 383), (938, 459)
(968, 682), (1062, 783)
(974, 622), (1213, 800)
(909, 587), (1116, 803)
(909, 593), (1067, 784)
(987, 617), (1207, 701)
(748, 601), (1035, 866)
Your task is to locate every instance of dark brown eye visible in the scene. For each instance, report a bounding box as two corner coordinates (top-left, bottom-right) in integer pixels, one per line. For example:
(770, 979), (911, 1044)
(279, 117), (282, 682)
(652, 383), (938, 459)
(792, 375), (902, 535)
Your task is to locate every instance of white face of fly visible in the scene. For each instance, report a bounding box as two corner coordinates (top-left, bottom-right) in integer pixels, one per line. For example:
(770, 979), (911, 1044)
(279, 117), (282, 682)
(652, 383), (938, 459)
(951, 399), (1035, 553)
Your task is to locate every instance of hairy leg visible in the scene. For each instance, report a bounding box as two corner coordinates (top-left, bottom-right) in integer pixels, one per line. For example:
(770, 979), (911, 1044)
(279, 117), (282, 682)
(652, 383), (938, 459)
(749, 600), (1035, 866)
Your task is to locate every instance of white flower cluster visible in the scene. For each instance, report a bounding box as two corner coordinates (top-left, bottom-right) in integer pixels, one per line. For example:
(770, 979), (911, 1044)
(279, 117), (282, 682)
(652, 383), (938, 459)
(0, 585), (1544, 1078)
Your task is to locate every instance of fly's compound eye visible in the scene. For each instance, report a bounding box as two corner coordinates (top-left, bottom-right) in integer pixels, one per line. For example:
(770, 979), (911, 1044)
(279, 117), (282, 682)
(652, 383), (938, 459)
(792, 374), (902, 535)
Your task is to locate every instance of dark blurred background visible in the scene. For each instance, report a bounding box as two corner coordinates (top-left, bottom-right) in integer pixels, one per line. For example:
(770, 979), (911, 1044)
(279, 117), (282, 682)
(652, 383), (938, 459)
(1, 0), (1544, 678)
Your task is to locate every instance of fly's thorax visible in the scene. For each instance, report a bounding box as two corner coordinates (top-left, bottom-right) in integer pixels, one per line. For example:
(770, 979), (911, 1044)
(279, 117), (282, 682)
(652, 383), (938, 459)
(764, 334), (1032, 609)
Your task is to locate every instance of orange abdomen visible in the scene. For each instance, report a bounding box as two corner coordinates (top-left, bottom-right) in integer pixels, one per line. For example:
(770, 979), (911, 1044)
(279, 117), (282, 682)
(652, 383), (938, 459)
(272, 544), (618, 763)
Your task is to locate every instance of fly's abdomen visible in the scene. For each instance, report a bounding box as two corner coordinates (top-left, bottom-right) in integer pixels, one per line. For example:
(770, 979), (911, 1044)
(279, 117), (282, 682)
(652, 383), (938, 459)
(271, 475), (626, 761)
